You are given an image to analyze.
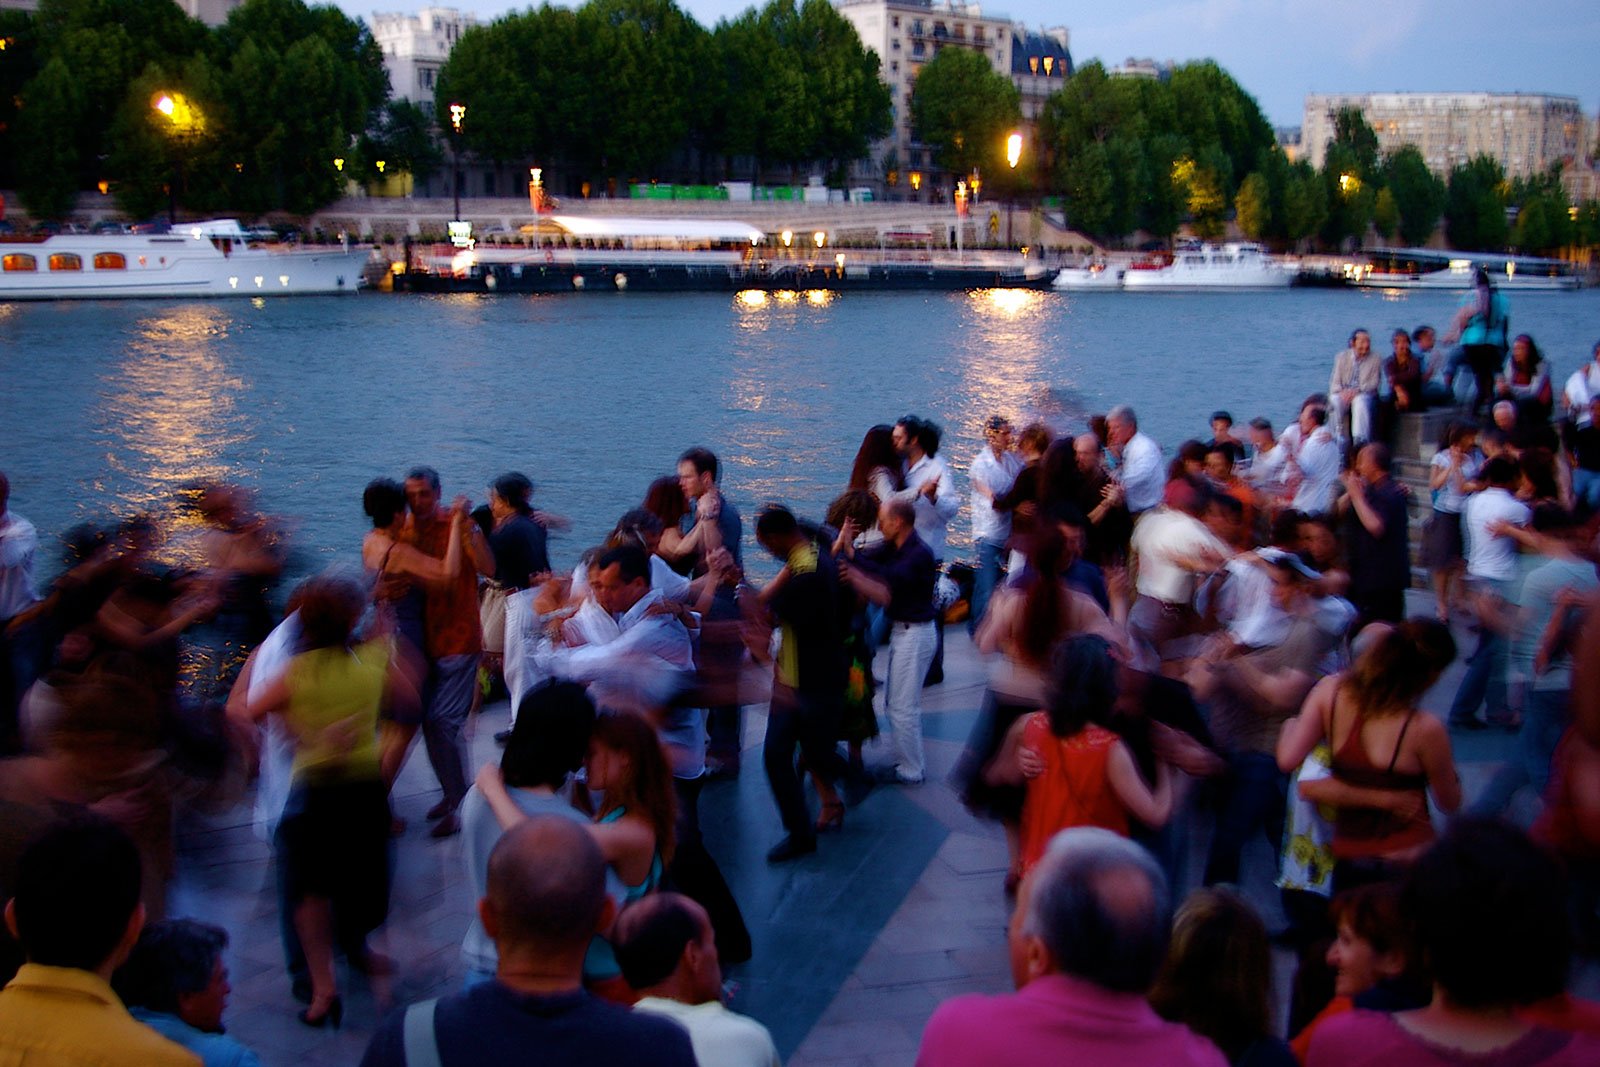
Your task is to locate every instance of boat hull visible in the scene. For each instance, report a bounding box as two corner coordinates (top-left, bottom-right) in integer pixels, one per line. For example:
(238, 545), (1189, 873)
(1053, 267), (1124, 290)
(0, 246), (369, 300)
(396, 261), (1052, 294)
(1354, 271), (1579, 292)
(1122, 269), (1294, 291)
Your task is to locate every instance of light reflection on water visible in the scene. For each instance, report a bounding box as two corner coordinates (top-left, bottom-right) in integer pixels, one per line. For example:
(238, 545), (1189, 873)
(5, 288), (1600, 588)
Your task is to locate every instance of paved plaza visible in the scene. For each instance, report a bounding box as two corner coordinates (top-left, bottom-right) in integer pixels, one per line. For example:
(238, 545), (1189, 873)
(169, 598), (1595, 1066)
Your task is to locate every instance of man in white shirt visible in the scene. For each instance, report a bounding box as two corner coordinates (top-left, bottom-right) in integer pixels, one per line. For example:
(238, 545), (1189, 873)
(617, 893), (781, 1067)
(0, 470), (41, 753)
(1448, 456), (1532, 730)
(892, 415), (958, 683)
(1107, 405), (1164, 517)
(1563, 340), (1600, 429)
(1241, 417), (1288, 500)
(1288, 403), (1339, 516)
(968, 416), (1022, 632)
(1127, 483), (1230, 669)
(1329, 329), (1381, 449)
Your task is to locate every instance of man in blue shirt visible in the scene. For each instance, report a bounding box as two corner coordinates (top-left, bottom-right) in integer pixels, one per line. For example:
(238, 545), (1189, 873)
(114, 919), (261, 1067)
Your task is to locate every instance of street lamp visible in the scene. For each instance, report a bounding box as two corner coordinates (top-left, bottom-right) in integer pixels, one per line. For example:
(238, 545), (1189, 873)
(1006, 131), (1022, 249)
(449, 102), (467, 222)
(151, 91), (202, 225)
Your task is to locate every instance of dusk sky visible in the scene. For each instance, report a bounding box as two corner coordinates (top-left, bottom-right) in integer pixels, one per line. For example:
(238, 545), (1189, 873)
(346, 0), (1600, 127)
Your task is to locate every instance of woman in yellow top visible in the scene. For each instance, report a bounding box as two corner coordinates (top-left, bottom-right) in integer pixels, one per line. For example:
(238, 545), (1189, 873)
(242, 572), (418, 1029)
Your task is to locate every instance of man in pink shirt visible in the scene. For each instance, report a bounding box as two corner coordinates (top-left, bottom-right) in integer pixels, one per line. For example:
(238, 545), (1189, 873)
(915, 828), (1225, 1067)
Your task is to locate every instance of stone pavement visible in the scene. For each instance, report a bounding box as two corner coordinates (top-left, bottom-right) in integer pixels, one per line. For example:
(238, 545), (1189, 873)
(169, 598), (1593, 1067)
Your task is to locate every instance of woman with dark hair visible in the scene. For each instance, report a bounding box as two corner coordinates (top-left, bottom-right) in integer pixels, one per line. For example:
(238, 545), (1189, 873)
(241, 572), (417, 1028)
(1498, 334), (1553, 427)
(1290, 882), (1428, 1061)
(1277, 619), (1462, 887)
(643, 476), (692, 566)
(1385, 328), (1427, 416)
(1422, 422), (1482, 622)
(847, 424), (903, 502)
(1444, 267), (1510, 416)
(459, 680), (597, 984)
(1307, 820), (1600, 1066)
(824, 490), (883, 772)
(959, 527), (1121, 889)
(359, 478), (467, 787)
(1150, 887), (1295, 1067)
(986, 634), (1171, 877)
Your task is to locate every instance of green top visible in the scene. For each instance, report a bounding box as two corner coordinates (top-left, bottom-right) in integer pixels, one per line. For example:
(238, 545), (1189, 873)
(284, 639), (388, 783)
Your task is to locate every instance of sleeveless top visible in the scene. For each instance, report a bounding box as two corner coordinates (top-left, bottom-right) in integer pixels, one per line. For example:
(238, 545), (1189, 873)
(284, 640), (388, 784)
(584, 806), (663, 982)
(1019, 717), (1129, 873)
(1327, 686), (1433, 859)
(373, 540), (427, 658)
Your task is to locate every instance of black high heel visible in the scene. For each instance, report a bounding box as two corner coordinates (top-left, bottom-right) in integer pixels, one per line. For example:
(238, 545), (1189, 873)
(298, 995), (343, 1030)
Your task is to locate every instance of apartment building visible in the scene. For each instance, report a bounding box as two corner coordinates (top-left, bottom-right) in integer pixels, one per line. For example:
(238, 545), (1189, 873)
(1302, 92), (1584, 180)
(370, 6), (479, 116)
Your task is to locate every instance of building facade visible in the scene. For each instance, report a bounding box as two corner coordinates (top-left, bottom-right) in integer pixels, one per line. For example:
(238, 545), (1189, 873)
(370, 6), (479, 116)
(835, 0), (1070, 199)
(174, 0), (242, 25)
(1302, 92), (1585, 180)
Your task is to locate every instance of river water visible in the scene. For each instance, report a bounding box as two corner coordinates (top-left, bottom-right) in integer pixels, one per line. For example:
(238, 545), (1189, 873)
(4, 287), (1598, 579)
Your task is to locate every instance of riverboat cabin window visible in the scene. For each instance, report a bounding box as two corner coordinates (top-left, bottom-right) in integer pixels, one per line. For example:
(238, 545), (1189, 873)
(94, 252), (127, 270)
(49, 253), (83, 271)
(2, 253), (36, 272)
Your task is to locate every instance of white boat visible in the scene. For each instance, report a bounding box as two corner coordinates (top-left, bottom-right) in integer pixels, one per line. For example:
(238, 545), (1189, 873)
(1053, 261), (1125, 290)
(0, 220), (369, 300)
(1121, 241), (1294, 290)
(1352, 248), (1579, 292)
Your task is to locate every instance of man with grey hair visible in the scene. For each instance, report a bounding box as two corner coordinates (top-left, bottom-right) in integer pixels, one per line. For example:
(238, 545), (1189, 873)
(1106, 406), (1164, 518)
(915, 828), (1224, 1067)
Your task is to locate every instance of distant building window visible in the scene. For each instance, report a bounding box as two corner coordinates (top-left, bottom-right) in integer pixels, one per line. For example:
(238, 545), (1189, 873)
(911, 19), (923, 35)
(891, 39), (900, 50)
(912, 40), (925, 57)
(48, 253), (82, 271)
(891, 60), (899, 72)
(1043, 56), (1054, 75)
(892, 15), (899, 28)
(94, 253), (127, 270)
(1029, 56), (1038, 73)
(2, 254), (36, 272)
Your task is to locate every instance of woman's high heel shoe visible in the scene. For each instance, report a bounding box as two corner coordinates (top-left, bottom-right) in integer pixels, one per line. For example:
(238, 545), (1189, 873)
(299, 995), (343, 1030)
(815, 800), (845, 833)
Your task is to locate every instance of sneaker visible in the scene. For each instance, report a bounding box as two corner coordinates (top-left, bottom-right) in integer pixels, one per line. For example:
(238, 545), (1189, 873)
(766, 835), (817, 864)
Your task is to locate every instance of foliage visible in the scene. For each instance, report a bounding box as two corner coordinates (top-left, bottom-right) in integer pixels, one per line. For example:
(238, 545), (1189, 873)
(1382, 145), (1446, 246)
(1282, 161), (1326, 247)
(1037, 58), (1273, 243)
(909, 46), (1021, 177)
(1445, 155), (1509, 251)
(356, 100), (442, 186)
(1372, 187), (1398, 241)
(0, 9), (42, 191)
(1234, 171), (1271, 240)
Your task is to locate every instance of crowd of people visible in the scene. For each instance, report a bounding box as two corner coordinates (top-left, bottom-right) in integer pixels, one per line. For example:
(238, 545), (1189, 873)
(3, 281), (1600, 1065)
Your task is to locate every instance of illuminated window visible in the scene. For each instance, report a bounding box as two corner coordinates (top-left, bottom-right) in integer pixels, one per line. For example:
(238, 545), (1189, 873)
(1029, 56), (1038, 73)
(1043, 56), (1054, 75)
(94, 252), (127, 270)
(48, 253), (83, 271)
(2, 253), (36, 272)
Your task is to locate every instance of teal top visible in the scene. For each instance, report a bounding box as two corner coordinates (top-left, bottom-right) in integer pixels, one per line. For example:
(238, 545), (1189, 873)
(1459, 289), (1510, 350)
(582, 806), (663, 982)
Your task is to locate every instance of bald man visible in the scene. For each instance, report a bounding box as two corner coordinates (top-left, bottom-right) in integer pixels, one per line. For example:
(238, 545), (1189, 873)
(359, 818), (695, 1067)
(616, 893), (779, 1067)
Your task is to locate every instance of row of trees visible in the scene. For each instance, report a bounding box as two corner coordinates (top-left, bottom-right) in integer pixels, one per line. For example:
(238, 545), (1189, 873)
(435, 0), (889, 188)
(1, 0), (441, 219)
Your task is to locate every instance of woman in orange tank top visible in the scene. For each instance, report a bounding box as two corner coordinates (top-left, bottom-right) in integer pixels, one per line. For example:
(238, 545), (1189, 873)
(988, 635), (1173, 874)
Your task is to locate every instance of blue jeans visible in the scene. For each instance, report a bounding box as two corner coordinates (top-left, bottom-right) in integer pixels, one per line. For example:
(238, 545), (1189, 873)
(1449, 624), (1509, 724)
(1204, 751), (1288, 887)
(1471, 689), (1569, 816)
(1574, 468), (1600, 516)
(968, 538), (1006, 636)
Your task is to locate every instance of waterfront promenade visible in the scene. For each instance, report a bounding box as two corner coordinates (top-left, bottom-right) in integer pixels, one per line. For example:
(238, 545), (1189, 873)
(171, 605), (1596, 1067)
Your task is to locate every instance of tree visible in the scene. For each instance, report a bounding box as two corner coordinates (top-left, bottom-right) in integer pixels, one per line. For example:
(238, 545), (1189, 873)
(1372, 187), (1399, 242)
(1173, 148), (1227, 239)
(909, 46), (1021, 177)
(0, 9), (41, 191)
(1059, 140), (1115, 237)
(1330, 105), (1379, 180)
(1445, 155), (1508, 251)
(1235, 171), (1271, 240)
(1283, 161), (1326, 249)
(1319, 142), (1375, 249)
(1383, 145), (1446, 246)
(13, 57), (84, 219)
(788, 0), (890, 179)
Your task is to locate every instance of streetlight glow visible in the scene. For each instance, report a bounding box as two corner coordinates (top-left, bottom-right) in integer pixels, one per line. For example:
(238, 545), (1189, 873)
(449, 102), (467, 133)
(333, 157), (345, 171)
(813, 231), (826, 248)
(1006, 132), (1022, 169)
(155, 94), (176, 117)
(781, 230), (793, 247)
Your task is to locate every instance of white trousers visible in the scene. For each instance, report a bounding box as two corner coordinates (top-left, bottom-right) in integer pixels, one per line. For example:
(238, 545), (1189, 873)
(883, 620), (937, 781)
(1332, 392), (1376, 447)
(503, 588), (549, 723)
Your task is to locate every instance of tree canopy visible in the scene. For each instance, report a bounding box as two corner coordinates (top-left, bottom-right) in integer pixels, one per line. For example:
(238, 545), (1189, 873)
(908, 45), (1021, 178)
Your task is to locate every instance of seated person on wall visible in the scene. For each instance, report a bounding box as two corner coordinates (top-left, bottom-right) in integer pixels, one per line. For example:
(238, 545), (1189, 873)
(613, 892), (781, 1067)
(915, 827), (1226, 1067)
(0, 820), (200, 1066)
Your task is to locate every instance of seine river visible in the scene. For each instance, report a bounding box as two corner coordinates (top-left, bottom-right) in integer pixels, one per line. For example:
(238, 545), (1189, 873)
(4, 286), (1598, 578)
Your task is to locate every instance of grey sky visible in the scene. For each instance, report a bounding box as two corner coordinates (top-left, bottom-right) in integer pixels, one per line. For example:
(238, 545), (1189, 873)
(348, 0), (1600, 126)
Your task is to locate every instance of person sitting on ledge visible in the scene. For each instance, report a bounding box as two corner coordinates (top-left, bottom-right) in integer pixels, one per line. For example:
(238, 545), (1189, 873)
(914, 827), (1225, 1067)
(113, 918), (261, 1067)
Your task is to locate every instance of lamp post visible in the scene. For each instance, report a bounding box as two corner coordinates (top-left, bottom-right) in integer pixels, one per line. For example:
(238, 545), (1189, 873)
(1006, 132), (1022, 249)
(449, 102), (467, 222)
(152, 91), (201, 226)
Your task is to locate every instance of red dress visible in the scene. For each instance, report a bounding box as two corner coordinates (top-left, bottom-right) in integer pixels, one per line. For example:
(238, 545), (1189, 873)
(1019, 717), (1129, 873)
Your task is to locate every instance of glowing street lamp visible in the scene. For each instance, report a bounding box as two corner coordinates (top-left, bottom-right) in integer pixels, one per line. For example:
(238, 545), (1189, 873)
(334, 157), (345, 171)
(813, 231), (826, 249)
(1339, 172), (1358, 195)
(376, 160), (387, 174)
(151, 91), (203, 225)
(449, 102), (468, 222)
(1005, 131), (1022, 248)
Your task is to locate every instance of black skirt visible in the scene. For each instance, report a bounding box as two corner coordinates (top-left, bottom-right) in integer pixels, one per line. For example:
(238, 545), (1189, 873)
(276, 777), (392, 935)
(952, 693), (1035, 823)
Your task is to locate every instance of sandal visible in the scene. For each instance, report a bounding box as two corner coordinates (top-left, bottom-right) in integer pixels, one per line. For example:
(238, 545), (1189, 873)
(815, 800), (845, 833)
